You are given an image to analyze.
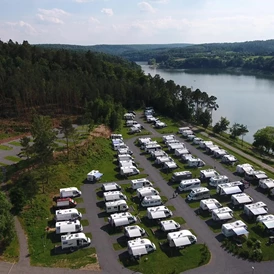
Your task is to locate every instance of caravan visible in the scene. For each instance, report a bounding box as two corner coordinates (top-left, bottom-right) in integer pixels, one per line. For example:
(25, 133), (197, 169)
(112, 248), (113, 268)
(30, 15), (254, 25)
(259, 178), (274, 191)
(56, 198), (77, 209)
(147, 206), (172, 220)
(86, 170), (103, 182)
(60, 187), (82, 198)
(137, 187), (159, 199)
(108, 212), (137, 227)
(231, 193), (253, 208)
(178, 178), (201, 192)
(55, 220), (83, 234)
(200, 198), (222, 212)
(170, 171), (192, 184)
(105, 200), (129, 213)
(213, 149), (227, 158)
(160, 220), (180, 232)
(209, 175), (229, 187)
(103, 191), (127, 202)
(221, 154), (237, 165)
(120, 166), (140, 177)
(236, 163), (253, 175)
(141, 195), (162, 207)
(187, 187), (210, 201)
(124, 225), (146, 239)
(102, 182), (121, 192)
(216, 181), (244, 196)
(131, 178), (153, 190)
(167, 230), (197, 248)
(244, 202), (268, 219)
(222, 220), (249, 237)
(212, 207), (233, 222)
(200, 169), (220, 182)
(187, 158), (205, 167)
(61, 233), (91, 250)
(55, 209), (82, 222)
(127, 238), (156, 258)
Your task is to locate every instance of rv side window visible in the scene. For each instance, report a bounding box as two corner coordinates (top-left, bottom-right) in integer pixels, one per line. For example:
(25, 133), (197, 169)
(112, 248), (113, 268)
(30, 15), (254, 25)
(114, 206), (118, 209)
(194, 183), (199, 186)
(129, 217), (133, 221)
(63, 241), (68, 244)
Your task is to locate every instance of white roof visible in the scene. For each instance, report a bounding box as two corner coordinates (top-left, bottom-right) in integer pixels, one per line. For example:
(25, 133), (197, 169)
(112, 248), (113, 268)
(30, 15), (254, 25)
(263, 220), (274, 229)
(137, 187), (157, 194)
(103, 182), (119, 190)
(60, 187), (78, 192)
(168, 143), (185, 150)
(55, 208), (79, 215)
(160, 220), (180, 230)
(223, 186), (242, 195)
(216, 213), (233, 220)
(125, 226), (143, 237)
(110, 212), (133, 219)
(128, 238), (152, 248)
(173, 237), (191, 247)
(223, 154), (237, 162)
(233, 227), (249, 236)
(155, 156), (172, 163)
(130, 246), (148, 256)
(164, 161), (177, 168)
(260, 179), (274, 189)
(142, 195), (161, 202)
(190, 187), (209, 193)
(105, 200), (127, 207)
(231, 193), (253, 204)
(147, 206), (169, 212)
(180, 178), (201, 185)
(257, 214), (274, 222)
(245, 201), (267, 210)
(212, 207), (232, 214)
(175, 148), (189, 154)
(131, 178), (150, 184)
(249, 208), (268, 216)
(200, 169), (219, 176)
(150, 211), (168, 219)
(207, 203), (219, 210)
(222, 220), (247, 230)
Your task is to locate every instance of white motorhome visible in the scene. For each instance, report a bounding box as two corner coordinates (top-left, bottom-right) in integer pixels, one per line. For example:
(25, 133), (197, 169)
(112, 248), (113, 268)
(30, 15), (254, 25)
(221, 154), (238, 165)
(56, 198), (77, 209)
(110, 134), (123, 140)
(174, 148), (189, 157)
(221, 220), (249, 237)
(126, 120), (138, 127)
(141, 195), (162, 208)
(167, 230), (197, 248)
(168, 143), (185, 152)
(199, 141), (213, 149)
(259, 178), (274, 191)
(137, 187), (159, 199)
(162, 134), (175, 142)
(102, 182), (121, 192)
(144, 144), (162, 153)
(231, 193), (253, 208)
(138, 137), (152, 146)
(147, 206), (172, 220)
(60, 187), (82, 198)
(193, 137), (203, 145)
(244, 170), (268, 181)
(216, 181), (244, 196)
(170, 171), (192, 184)
(178, 127), (190, 134)
(127, 238), (156, 258)
(236, 163), (253, 175)
(103, 191), (127, 202)
(129, 127), (141, 134)
(178, 178), (201, 192)
(108, 212), (137, 227)
(213, 149), (227, 158)
(163, 161), (178, 170)
(200, 169), (220, 181)
(119, 160), (137, 168)
(244, 202), (268, 219)
(61, 233), (91, 250)
(56, 220), (83, 234)
(117, 148), (133, 156)
(200, 198), (222, 212)
(209, 175), (229, 187)
(55, 208), (82, 221)
(124, 113), (135, 120)
(155, 121), (167, 128)
(187, 134), (196, 141)
(124, 225), (146, 239)
(150, 150), (167, 159)
(86, 170), (103, 182)
(206, 145), (220, 155)
(160, 220), (180, 232)
(154, 156), (173, 166)
(212, 207), (233, 222)
(105, 200), (129, 213)
(117, 154), (134, 162)
(187, 158), (205, 167)
(165, 139), (179, 146)
(113, 142), (128, 151)
(182, 130), (194, 137)
(131, 178), (153, 190)
(256, 214), (274, 230)
(187, 187), (210, 201)
(120, 166), (140, 177)
(181, 154), (195, 162)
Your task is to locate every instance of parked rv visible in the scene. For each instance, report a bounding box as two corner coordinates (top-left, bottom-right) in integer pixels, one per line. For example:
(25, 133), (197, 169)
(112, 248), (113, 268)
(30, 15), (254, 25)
(236, 163), (253, 175)
(147, 206), (172, 220)
(110, 134), (123, 140)
(187, 187), (210, 201)
(244, 170), (268, 181)
(124, 225), (146, 239)
(221, 220), (249, 237)
(56, 198), (77, 209)
(160, 220), (180, 232)
(221, 154), (237, 165)
(187, 158), (205, 167)
(206, 145), (220, 155)
(199, 141), (213, 149)
(124, 113), (135, 120)
(61, 233), (91, 250)
(105, 200), (129, 213)
(193, 137), (203, 145)
(178, 127), (190, 134)
(259, 178), (274, 191)
(213, 149), (227, 158)
(162, 161), (178, 170)
(108, 212), (137, 227)
(182, 130), (194, 137)
(212, 207), (233, 222)
(102, 182), (121, 192)
(244, 202), (268, 219)
(141, 195), (162, 208)
(117, 154), (134, 162)
(216, 181), (244, 196)
(131, 178), (153, 190)
(103, 191), (127, 202)
(150, 150), (167, 159)
(231, 193), (253, 208)
(181, 153), (194, 162)
(60, 187), (81, 198)
(170, 171), (192, 184)
(137, 187), (159, 199)
(167, 230), (197, 248)
(174, 148), (189, 157)
(154, 156), (173, 166)
(118, 160), (137, 168)
(127, 238), (156, 258)
(200, 169), (220, 182)
(209, 175), (229, 187)
(56, 220), (83, 234)
(199, 198), (222, 212)
(117, 148), (133, 156)
(86, 170), (103, 182)
(55, 208), (82, 221)
(178, 178), (201, 192)
(120, 166), (140, 177)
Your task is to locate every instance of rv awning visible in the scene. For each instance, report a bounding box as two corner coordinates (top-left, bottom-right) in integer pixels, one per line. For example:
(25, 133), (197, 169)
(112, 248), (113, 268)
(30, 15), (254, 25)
(94, 172), (103, 179)
(131, 246), (148, 256)
(113, 218), (129, 227)
(256, 174), (268, 179)
(250, 208), (268, 216)
(173, 237), (191, 247)
(217, 213), (233, 220)
(233, 227), (249, 236)
(264, 220), (274, 229)
(207, 203), (218, 210)
(163, 223), (178, 231)
(150, 211), (166, 219)
(128, 229), (142, 238)
(223, 186), (242, 195)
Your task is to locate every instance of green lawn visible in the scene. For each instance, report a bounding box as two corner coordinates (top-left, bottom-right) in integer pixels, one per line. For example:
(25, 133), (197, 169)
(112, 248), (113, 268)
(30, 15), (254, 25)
(81, 219), (89, 226)
(8, 141), (22, 146)
(77, 208), (86, 214)
(1, 233), (19, 262)
(4, 156), (21, 162)
(0, 144), (13, 150)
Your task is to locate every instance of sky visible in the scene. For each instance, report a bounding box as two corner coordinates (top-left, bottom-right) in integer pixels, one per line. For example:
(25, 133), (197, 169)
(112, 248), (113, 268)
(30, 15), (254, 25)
(1, 0), (274, 45)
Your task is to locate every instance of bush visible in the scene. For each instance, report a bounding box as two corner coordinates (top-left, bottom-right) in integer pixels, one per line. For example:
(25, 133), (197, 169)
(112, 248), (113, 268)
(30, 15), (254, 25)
(254, 240), (261, 249)
(239, 249), (250, 259)
(251, 249), (263, 261)
(246, 239), (254, 248)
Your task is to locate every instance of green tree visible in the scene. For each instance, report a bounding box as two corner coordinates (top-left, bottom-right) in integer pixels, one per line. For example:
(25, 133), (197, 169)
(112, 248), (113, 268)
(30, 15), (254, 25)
(238, 124), (249, 147)
(60, 118), (75, 158)
(230, 123), (241, 139)
(213, 117), (230, 135)
(253, 126), (274, 153)
(198, 110), (211, 128)
(18, 136), (32, 159)
(0, 192), (15, 243)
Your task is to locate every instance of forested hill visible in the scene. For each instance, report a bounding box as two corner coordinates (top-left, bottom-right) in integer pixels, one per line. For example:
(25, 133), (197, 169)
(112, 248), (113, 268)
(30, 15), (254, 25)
(0, 39), (218, 130)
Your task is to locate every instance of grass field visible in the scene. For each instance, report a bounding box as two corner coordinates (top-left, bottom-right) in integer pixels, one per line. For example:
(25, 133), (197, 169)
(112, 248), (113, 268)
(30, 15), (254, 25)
(4, 156), (21, 162)
(8, 141), (22, 146)
(0, 144), (13, 150)
(0, 233), (19, 262)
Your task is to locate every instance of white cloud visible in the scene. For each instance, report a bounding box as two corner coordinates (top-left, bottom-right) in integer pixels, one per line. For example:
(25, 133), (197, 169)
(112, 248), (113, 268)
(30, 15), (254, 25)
(5, 21), (37, 35)
(101, 8), (113, 16)
(89, 16), (100, 24)
(149, 0), (170, 3)
(138, 2), (155, 13)
(36, 8), (69, 24)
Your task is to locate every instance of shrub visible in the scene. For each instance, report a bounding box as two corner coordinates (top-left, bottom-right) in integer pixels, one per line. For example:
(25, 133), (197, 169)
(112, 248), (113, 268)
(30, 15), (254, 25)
(246, 239), (254, 248)
(254, 240), (261, 249)
(251, 249), (263, 261)
(239, 249), (250, 259)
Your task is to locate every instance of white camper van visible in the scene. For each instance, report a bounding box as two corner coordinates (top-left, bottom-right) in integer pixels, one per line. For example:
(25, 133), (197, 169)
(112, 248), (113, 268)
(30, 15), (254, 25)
(221, 220), (249, 237)
(105, 200), (129, 213)
(120, 166), (140, 177)
(170, 171), (192, 184)
(209, 175), (229, 187)
(178, 127), (190, 134)
(56, 198), (77, 209)
(127, 238), (156, 258)
(86, 170), (103, 182)
(221, 154), (237, 165)
(147, 206), (173, 220)
(213, 149), (227, 158)
(216, 182), (244, 196)
(124, 225), (146, 239)
(200, 199), (222, 212)
(259, 178), (274, 191)
(150, 150), (167, 159)
(61, 233), (91, 250)
(102, 182), (121, 192)
(236, 163), (253, 175)
(137, 187), (159, 199)
(103, 191), (127, 202)
(193, 137), (203, 145)
(200, 169), (220, 181)
(160, 220), (180, 232)
(60, 187), (82, 198)
(131, 178), (153, 190)
(187, 158), (205, 167)
(231, 193), (253, 208)
(244, 202), (268, 219)
(141, 195), (162, 207)
(187, 187), (210, 201)
(55, 208), (82, 221)
(108, 212), (137, 227)
(199, 141), (213, 149)
(245, 170), (268, 181)
(111, 134), (123, 140)
(117, 154), (134, 162)
(167, 230), (197, 248)
(212, 207), (233, 222)
(55, 220), (83, 234)
(178, 178), (201, 192)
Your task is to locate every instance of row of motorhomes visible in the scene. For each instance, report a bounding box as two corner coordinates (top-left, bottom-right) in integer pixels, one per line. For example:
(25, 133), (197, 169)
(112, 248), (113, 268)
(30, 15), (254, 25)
(144, 107), (167, 129)
(124, 112), (144, 134)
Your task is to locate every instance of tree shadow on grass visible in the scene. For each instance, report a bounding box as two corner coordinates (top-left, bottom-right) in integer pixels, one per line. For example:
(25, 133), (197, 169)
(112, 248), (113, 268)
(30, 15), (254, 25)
(96, 200), (105, 209)
(47, 231), (60, 244)
(117, 236), (128, 248)
(159, 242), (183, 257)
(100, 224), (123, 236)
(118, 251), (140, 267)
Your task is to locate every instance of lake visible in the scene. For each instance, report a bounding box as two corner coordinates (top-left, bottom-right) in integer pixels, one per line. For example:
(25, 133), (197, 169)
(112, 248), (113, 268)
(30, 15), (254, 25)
(138, 62), (274, 143)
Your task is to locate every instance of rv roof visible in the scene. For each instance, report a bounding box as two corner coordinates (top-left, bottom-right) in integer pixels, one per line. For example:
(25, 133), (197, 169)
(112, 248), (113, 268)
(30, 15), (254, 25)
(212, 207), (232, 214)
(245, 201), (267, 209)
(160, 220), (179, 230)
(222, 220), (246, 230)
(147, 206), (168, 212)
(223, 186), (242, 195)
(143, 195), (161, 201)
(263, 220), (274, 229)
(233, 227), (249, 236)
(232, 193), (253, 204)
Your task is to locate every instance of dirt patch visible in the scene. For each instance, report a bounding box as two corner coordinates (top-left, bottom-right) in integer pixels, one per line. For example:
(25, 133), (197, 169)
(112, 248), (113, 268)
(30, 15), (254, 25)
(80, 253), (101, 271)
(90, 125), (111, 139)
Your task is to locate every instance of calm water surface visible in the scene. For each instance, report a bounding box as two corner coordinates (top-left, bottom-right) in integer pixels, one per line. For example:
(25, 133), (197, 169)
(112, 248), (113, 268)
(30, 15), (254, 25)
(138, 62), (274, 143)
